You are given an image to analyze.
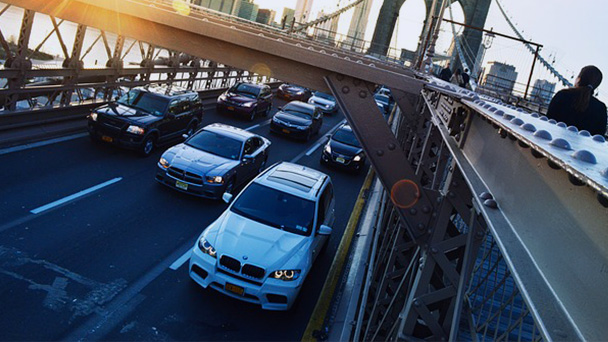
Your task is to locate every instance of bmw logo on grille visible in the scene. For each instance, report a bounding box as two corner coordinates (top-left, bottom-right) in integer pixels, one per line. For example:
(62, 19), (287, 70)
(243, 255), (248, 260)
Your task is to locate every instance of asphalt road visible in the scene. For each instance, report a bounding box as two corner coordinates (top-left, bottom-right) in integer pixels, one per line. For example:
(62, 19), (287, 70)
(0, 97), (367, 341)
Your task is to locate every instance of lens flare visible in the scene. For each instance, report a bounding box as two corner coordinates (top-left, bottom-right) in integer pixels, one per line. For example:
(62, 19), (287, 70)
(172, 0), (191, 16)
(390, 179), (420, 209)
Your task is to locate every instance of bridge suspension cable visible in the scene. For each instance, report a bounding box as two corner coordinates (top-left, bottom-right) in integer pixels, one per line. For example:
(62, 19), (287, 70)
(289, 0), (364, 33)
(495, 0), (573, 87)
(446, 0), (478, 90)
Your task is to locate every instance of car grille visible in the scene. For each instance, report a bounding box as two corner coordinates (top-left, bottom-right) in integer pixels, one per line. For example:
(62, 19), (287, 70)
(242, 264), (265, 279)
(101, 116), (126, 130)
(219, 255), (241, 273)
(167, 167), (204, 185)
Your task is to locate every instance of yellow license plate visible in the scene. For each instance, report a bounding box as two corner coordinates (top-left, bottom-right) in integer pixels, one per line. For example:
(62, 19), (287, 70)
(225, 283), (244, 296)
(227, 106), (235, 111)
(101, 136), (113, 143)
(336, 157), (346, 164)
(282, 129), (290, 134)
(175, 180), (188, 190)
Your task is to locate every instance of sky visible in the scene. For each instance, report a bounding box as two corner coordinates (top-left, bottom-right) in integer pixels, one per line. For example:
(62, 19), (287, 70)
(253, 0), (608, 102)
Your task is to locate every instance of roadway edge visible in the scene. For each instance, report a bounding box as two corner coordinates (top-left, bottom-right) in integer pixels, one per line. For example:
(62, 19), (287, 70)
(301, 167), (376, 342)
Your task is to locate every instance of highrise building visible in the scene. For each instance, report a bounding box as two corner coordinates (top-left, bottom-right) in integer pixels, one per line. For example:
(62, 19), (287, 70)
(531, 79), (556, 104)
(237, 0), (259, 21)
(480, 61), (518, 95)
(294, 0), (314, 24)
(194, 0), (241, 15)
(314, 10), (339, 44)
(343, 0), (372, 51)
(256, 9), (276, 26)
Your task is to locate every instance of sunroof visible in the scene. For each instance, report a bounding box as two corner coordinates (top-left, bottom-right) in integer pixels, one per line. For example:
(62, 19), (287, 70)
(267, 169), (317, 191)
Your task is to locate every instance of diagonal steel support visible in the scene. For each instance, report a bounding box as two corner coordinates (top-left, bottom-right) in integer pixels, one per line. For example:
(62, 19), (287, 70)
(325, 73), (436, 243)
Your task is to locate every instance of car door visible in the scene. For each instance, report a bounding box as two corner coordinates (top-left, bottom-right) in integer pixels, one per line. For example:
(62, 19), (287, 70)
(313, 108), (323, 134)
(260, 86), (272, 112)
(312, 182), (334, 261)
(239, 138), (258, 180)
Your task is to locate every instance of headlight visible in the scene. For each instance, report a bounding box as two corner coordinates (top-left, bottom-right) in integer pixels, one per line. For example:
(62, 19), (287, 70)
(296, 125), (308, 130)
(271, 269), (301, 281)
(198, 237), (217, 258)
(89, 112), (98, 121)
(218, 94), (227, 101)
(324, 144), (331, 154)
(325, 104), (331, 109)
(353, 154), (363, 162)
(126, 125), (145, 135)
(159, 157), (170, 169)
(242, 102), (255, 108)
(206, 176), (224, 184)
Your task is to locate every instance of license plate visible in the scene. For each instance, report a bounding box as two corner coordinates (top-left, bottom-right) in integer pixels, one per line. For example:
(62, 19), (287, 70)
(175, 180), (188, 190)
(225, 283), (244, 296)
(282, 129), (290, 134)
(227, 106), (235, 111)
(336, 157), (346, 164)
(101, 135), (113, 143)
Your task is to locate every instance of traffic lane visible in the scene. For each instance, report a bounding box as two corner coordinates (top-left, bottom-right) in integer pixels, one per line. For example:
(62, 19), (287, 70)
(0, 105), (344, 339)
(0, 101), (282, 225)
(100, 137), (368, 341)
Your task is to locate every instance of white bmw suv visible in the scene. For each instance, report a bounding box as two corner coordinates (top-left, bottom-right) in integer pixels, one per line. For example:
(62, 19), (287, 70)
(189, 162), (335, 310)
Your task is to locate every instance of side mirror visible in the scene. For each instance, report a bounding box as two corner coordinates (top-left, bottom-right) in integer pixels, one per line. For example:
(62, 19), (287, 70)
(167, 112), (176, 119)
(278, 106), (283, 111)
(318, 225), (332, 236)
(222, 192), (233, 204)
(182, 133), (189, 139)
(325, 134), (331, 140)
(242, 154), (254, 162)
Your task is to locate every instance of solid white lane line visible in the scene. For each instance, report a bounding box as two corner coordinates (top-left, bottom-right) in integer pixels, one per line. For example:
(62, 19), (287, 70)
(245, 119), (271, 131)
(305, 142), (322, 156)
(0, 133), (88, 156)
(291, 119), (346, 163)
(30, 177), (123, 214)
(169, 249), (192, 270)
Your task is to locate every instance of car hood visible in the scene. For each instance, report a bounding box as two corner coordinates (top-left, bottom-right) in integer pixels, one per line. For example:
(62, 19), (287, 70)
(283, 86), (304, 94)
(330, 139), (362, 157)
(309, 96), (335, 106)
(212, 212), (308, 271)
(96, 103), (160, 125)
(225, 92), (256, 104)
(274, 112), (312, 126)
(166, 144), (238, 175)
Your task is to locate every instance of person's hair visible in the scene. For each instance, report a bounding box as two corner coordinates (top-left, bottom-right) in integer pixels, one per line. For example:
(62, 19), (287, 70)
(566, 65), (603, 112)
(455, 68), (461, 74)
(464, 68), (469, 73)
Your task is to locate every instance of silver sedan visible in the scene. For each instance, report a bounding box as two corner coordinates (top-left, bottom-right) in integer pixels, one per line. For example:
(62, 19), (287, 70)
(155, 123), (271, 199)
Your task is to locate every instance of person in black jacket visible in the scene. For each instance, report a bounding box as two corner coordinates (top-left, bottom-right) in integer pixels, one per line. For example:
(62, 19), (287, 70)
(547, 65), (607, 136)
(439, 63), (452, 82)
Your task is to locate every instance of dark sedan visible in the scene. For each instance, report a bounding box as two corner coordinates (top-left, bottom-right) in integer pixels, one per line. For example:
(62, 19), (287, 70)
(156, 123), (271, 199)
(217, 82), (273, 121)
(270, 101), (323, 141)
(321, 124), (365, 172)
(277, 83), (312, 101)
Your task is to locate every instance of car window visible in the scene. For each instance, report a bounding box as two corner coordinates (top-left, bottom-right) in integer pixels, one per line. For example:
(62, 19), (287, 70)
(230, 83), (260, 99)
(117, 90), (169, 116)
(253, 137), (263, 149)
(186, 130), (243, 160)
(332, 127), (361, 147)
(283, 103), (313, 119)
(313, 92), (335, 101)
(317, 183), (333, 228)
(243, 139), (254, 155)
(231, 183), (315, 236)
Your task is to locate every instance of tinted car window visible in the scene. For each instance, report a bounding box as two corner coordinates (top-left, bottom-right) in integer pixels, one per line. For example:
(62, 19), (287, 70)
(374, 94), (390, 106)
(231, 183), (315, 236)
(231, 83), (260, 99)
(186, 130), (243, 160)
(313, 92), (335, 101)
(283, 103), (313, 119)
(333, 128), (361, 147)
(118, 90), (169, 116)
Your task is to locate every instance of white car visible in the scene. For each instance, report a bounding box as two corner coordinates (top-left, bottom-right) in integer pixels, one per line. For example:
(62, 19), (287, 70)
(189, 162), (335, 310)
(308, 91), (338, 114)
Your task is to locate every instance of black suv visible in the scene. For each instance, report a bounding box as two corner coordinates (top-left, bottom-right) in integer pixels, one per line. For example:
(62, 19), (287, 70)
(88, 86), (203, 156)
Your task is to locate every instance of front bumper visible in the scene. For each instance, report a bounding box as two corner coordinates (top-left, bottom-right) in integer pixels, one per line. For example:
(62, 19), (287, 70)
(88, 120), (144, 150)
(270, 121), (310, 139)
(217, 102), (255, 116)
(155, 164), (225, 199)
(189, 247), (303, 310)
(321, 150), (364, 171)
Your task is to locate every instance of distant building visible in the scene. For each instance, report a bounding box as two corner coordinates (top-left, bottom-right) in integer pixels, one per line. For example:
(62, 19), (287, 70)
(237, 0), (258, 21)
(531, 79), (556, 104)
(343, 0), (372, 51)
(256, 9), (276, 25)
(281, 7), (296, 28)
(481, 61), (518, 95)
(194, 0), (241, 15)
(313, 10), (339, 44)
(295, 0), (313, 24)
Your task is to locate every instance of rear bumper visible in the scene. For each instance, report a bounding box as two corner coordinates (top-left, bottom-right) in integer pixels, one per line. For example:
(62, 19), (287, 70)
(270, 121), (310, 139)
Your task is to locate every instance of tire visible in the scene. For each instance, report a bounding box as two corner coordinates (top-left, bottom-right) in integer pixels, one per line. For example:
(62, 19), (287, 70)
(224, 178), (235, 195)
(248, 109), (256, 122)
(258, 156), (268, 174)
(140, 135), (156, 157)
(185, 121), (197, 138)
(262, 105), (271, 117)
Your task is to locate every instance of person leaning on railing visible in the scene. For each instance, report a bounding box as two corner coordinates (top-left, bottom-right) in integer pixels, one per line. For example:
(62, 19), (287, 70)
(547, 65), (607, 136)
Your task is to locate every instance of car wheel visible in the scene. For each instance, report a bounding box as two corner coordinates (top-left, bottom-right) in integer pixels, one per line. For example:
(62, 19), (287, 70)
(263, 105), (271, 117)
(140, 135), (156, 157)
(185, 122), (197, 138)
(248, 109), (256, 122)
(258, 156), (268, 174)
(225, 178), (235, 194)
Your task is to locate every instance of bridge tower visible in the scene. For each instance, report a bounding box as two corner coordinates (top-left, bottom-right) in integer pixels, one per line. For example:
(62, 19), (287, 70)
(368, 0), (491, 69)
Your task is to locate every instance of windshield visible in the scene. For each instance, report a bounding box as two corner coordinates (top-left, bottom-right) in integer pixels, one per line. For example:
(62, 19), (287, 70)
(282, 103), (313, 120)
(231, 183), (315, 236)
(186, 130), (243, 160)
(374, 94), (390, 105)
(230, 83), (260, 99)
(117, 90), (168, 116)
(313, 92), (335, 101)
(333, 128), (361, 147)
